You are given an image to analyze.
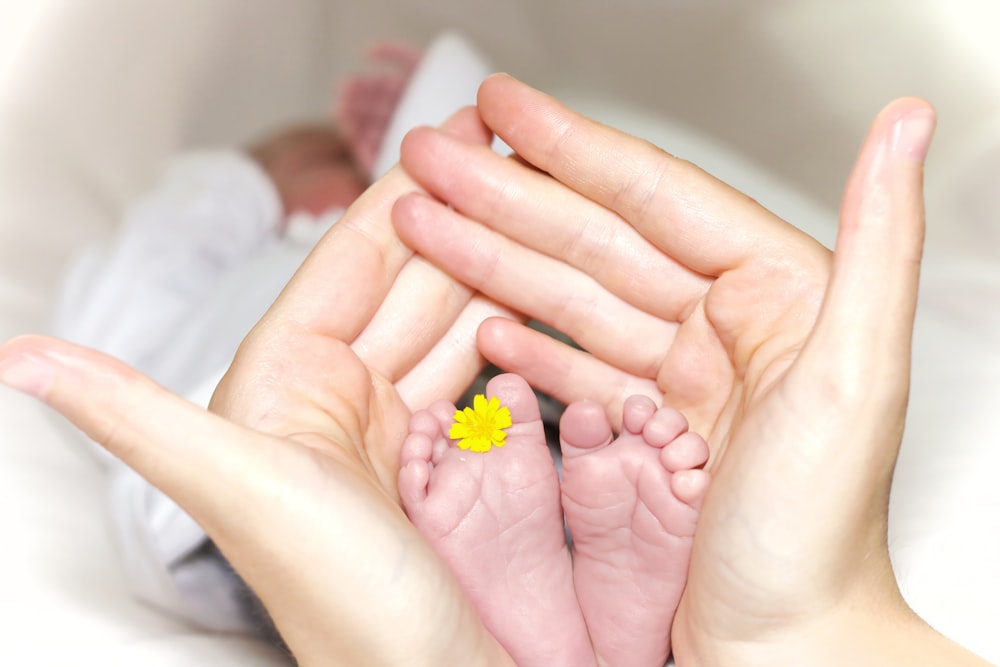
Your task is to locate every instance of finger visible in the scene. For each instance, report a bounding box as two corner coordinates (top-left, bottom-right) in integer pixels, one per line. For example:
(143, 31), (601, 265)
(262, 106), (491, 341)
(395, 297), (519, 408)
(404, 116), (711, 307)
(802, 99), (935, 407)
(0, 335), (277, 531)
(398, 125), (711, 321)
(393, 191), (677, 378)
(351, 254), (474, 381)
(475, 73), (816, 275)
(476, 318), (662, 427)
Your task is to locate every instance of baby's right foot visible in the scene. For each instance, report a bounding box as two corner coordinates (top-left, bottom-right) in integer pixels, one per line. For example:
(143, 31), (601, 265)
(560, 395), (710, 667)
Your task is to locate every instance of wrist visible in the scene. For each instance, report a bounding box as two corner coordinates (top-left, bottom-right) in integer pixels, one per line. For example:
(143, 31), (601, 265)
(676, 595), (992, 667)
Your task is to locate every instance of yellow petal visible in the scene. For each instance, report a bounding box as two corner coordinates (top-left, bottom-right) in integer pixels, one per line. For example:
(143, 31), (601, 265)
(495, 407), (512, 429)
(468, 437), (491, 453)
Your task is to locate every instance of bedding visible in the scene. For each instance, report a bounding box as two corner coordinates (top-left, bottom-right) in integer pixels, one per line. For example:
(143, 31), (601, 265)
(0, 1), (998, 663)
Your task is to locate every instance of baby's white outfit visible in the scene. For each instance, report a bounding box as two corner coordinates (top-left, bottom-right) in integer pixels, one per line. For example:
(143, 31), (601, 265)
(54, 149), (338, 634)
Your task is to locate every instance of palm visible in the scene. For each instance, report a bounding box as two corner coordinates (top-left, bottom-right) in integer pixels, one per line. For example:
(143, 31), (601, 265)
(208, 108), (505, 497)
(654, 253), (826, 453)
(212, 325), (412, 493)
(0, 110), (512, 662)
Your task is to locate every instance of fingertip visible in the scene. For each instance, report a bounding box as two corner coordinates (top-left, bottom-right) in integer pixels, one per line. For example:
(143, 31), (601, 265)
(888, 103), (936, 163)
(399, 125), (437, 165)
(0, 335), (56, 399)
(477, 73), (531, 134)
(475, 316), (522, 368)
(439, 106), (492, 146)
(391, 190), (431, 225)
(390, 192), (462, 258)
(477, 72), (513, 101)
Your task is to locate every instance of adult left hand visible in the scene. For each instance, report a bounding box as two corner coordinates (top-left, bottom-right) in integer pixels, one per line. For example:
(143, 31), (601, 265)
(0, 106), (515, 666)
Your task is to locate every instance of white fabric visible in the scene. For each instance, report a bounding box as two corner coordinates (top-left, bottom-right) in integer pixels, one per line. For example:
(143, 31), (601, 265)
(43, 32), (500, 638)
(373, 32), (509, 178)
(54, 151), (282, 399)
(53, 149), (326, 633)
(1, 2), (999, 664)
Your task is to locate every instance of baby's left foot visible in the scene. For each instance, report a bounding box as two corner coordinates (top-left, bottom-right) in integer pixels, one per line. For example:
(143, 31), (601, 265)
(399, 374), (595, 667)
(560, 395), (711, 667)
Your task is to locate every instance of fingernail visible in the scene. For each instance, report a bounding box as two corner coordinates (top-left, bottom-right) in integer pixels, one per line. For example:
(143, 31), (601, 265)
(0, 353), (54, 398)
(890, 107), (936, 161)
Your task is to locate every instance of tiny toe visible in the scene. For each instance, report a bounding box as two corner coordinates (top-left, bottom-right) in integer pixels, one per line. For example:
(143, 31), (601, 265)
(560, 400), (613, 457)
(401, 432), (434, 466)
(641, 407), (688, 448)
(398, 458), (431, 510)
(671, 468), (711, 508)
(621, 394), (658, 434)
(431, 436), (450, 464)
(660, 432), (710, 472)
(427, 399), (459, 434)
(410, 408), (446, 439)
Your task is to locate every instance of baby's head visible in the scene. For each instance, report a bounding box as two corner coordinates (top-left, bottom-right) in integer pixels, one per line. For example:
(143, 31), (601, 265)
(250, 124), (370, 217)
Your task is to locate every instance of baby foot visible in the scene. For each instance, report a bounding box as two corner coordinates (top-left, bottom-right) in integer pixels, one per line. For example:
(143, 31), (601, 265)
(560, 395), (710, 667)
(399, 374), (596, 667)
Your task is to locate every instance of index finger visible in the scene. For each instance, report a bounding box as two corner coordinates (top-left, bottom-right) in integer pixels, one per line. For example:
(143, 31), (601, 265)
(476, 74), (816, 275)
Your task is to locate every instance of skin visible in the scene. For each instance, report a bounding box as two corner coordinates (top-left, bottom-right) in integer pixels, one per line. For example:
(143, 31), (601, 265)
(391, 74), (992, 666)
(0, 75), (992, 665)
(399, 373), (597, 667)
(0, 106), (517, 666)
(399, 376), (710, 667)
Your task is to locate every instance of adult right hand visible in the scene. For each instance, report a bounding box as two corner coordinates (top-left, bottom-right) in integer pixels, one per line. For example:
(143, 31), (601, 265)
(394, 75), (991, 665)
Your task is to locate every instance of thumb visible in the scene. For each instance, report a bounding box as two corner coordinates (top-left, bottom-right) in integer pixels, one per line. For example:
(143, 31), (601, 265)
(800, 99), (935, 408)
(0, 334), (275, 534)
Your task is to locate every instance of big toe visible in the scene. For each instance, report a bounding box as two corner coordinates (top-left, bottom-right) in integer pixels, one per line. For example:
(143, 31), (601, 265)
(486, 373), (541, 424)
(559, 400), (614, 457)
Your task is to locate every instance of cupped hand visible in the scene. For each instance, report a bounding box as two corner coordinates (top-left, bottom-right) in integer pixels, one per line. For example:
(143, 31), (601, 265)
(0, 106), (515, 666)
(393, 75), (981, 663)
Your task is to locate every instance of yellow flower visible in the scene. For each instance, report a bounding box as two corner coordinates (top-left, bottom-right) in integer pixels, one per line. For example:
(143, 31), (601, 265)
(449, 394), (513, 453)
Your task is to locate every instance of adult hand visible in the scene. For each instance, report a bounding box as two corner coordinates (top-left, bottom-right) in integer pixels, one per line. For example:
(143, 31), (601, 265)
(394, 75), (989, 664)
(0, 106), (515, 666)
